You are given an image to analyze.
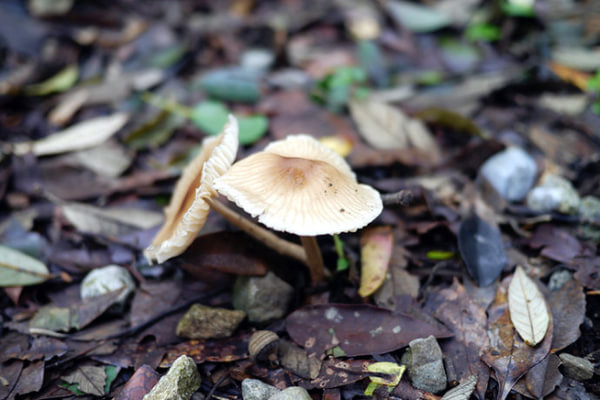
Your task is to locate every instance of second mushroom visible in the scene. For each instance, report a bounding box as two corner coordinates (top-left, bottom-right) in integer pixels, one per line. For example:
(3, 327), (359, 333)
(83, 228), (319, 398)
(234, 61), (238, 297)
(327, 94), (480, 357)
(214, 134), (383, 282)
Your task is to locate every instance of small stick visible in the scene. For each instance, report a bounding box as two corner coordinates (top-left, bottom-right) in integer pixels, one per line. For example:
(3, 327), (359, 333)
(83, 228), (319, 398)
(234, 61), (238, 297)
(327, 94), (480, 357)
(381, 190), (414, 206)
(207, 197), (308, 264)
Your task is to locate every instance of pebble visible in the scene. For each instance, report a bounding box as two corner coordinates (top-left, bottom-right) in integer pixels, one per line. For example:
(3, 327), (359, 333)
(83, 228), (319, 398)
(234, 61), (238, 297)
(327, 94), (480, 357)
(143, 355), (201, 400)
(403, 335), (447, 394)
(176, 304), (245, 339)
(269, 387), (312, 400)
(241, 49), (275, 73)
(548, 270), (573, 291)
(80, 265), (135, 312)
(480, 147), (537, 201)
(232, 272), (294, 324)
(241, 379), (280, 400)
(526, 174), (580, 214)
(558, 353), (595, 381)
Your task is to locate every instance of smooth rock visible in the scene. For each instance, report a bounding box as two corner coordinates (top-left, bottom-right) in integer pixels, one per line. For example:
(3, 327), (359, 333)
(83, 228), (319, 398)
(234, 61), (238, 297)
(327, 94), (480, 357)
(80, 265), (135, 311)
(527, 174), (580, 214)
(559, 353), (594, 381)
(480, 147), (537, 201)
(241, 49), (275, 73)
(176, 304), (245, 339)
(403, 335), (447, 393)
(143, 355), (201, 400)
(269, 386), (311, 400)
(232, 272), (294, 324)
(579, 196), (600, 240)
(241, 379), (280, 400)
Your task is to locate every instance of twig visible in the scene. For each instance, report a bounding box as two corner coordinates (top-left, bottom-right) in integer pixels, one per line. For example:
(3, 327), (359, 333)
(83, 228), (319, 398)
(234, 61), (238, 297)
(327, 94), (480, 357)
(381, 190), (414, 207)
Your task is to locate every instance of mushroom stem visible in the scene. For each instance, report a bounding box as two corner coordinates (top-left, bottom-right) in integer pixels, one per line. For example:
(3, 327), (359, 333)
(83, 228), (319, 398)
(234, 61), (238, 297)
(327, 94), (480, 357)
(300, 236), (326, 283)
(207, 197), (307, 264)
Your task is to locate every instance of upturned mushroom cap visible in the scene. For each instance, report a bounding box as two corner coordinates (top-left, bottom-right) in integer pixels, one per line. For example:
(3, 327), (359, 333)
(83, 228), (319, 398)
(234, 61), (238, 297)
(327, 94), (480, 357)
(214, 134), (382, 236)
(144, 115), (238, 263)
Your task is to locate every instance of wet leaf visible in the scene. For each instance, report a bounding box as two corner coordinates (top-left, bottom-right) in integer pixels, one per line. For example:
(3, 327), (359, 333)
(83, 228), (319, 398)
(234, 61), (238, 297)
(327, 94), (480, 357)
(359, 226), (393, 297)
(482, 278), (553, 400)
(440, 375), (477, 400)
(24, 64), (78, 96)
(508, 266), (550, 346)
(13, 113), (129, 156)
(0, 245), (51, 287)
(286, 304), (452, 357)
(61, 364), (107, 396)
(385, 0), (451, 33)
(458, 214), (508, 287)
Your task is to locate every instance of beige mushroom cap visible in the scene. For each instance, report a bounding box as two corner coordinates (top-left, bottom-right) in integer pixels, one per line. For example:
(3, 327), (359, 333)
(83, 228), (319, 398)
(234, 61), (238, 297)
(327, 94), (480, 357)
(214, 134), (382, 236)
(144, 115), (238, 263)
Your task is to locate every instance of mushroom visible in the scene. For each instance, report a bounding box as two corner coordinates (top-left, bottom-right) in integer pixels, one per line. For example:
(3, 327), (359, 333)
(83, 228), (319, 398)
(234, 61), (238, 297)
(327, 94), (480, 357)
(144, 115), (306, 265)
(214, 134), (383, 282)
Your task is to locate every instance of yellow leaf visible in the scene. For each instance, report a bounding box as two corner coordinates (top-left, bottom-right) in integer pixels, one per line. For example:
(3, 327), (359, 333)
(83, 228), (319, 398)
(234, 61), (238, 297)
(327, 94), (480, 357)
(548, 62), (590, 92)
(319, 136), (353, 157)
(359, 226), (393, 297)
(367, 361), (406, 386)
(508, 266), (550, 346)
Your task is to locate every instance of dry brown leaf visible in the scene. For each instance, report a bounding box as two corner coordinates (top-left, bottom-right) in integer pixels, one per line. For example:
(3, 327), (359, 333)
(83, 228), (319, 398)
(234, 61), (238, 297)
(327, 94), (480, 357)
(440, 375), (477, 400)
(508, 266), (550, 346)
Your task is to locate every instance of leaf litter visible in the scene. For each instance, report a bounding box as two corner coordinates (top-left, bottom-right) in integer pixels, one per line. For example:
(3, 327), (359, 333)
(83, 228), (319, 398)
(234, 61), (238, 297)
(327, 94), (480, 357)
(1, 1), (600, 399)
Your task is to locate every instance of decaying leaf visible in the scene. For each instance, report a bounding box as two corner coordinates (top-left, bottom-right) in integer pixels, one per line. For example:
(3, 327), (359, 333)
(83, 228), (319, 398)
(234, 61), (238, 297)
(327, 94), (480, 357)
(508, 266), (550, 346)
(13, 113), (129, 156)
(349, 98), (441, 162)
(440, 375), (477, 400)
(160, 332), (251, 367)
(286, 304), (452, 357)
(548, 279), (586, 352)
(0, 245), (51, 287)
(61, 364), (107, 396)
(308, 359), (371, 390)
(524, 354), (563, 399)
(482, 277), (553, 400)
(359, 226), (393, 297)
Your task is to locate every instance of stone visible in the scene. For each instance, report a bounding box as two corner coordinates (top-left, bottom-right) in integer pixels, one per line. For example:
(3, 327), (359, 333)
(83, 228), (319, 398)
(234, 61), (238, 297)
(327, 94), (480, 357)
(80, 265), (135, 312)
(526, 174), (580, 214)
(558, 353), (594, 381)
(269, 386), (312, 400)
(579, 196), (600, 240)
(549, 269), (573, 291)
(403, 335), (447, 393)
(241, 379), (280, 400)
(143, 355), (201, 400)
(241, 49), (275, 73)
(480, 147), (537, 201)
(176, 304), (245, 339)
(232, 272), (294, 324)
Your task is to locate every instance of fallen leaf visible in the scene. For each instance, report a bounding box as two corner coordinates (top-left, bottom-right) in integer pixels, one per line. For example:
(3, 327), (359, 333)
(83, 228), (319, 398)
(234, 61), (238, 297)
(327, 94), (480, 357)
(13, 113), (129, 156)
(161, 333), (251, 367)
(9, 360), (44, 399)
(307, 359), (371, 389)
(482, 278), (553, 400)
(286, 304), (452, 357)
(457, 214), (508, 287)
(0, 245), (51, 287)
(508, 266), (550, 346)
(66, 141), (133, 178)
(528, 224), (582, 263)
(440, 375), (477, 400)
(114, 364), (159, 400)
(359, 226), (393, 297)
(385, 0), (451, 33)
(548, 279), (586, 352)
(524, 354), (563, 399)
(61, 364), (107, 396)
(24, 64), (78, 96)
(61, 202), (163, 237)
(426, 279), (490, 399)
(349, 98), (441, 162)
(572, 256), (600, 289)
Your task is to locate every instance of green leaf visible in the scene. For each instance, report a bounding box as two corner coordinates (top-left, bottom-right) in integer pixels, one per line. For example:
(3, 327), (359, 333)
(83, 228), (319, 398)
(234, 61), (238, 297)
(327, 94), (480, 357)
(191, 100), (268, 145)
(466, 23), (500, 42)
(238, 115), (268, 145)
(149, 44), (186, 68)
(333, 234), (350, 272)
(501, 0), (535, 17)
(124, 110), (185, 150)
(426, 250), (455, 260)
(59, 382), (85, 396)
(25, 64), (79, 96)
(104, 365), (119, 394)
(0, 245), (51, 287)
(199, 68), (261, 103)
(190, 101), (229, 136)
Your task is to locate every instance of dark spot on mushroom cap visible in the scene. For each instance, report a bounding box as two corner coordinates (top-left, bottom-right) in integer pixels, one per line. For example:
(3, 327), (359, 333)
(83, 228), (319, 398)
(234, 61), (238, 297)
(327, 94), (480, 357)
(328, 183), (333, 187)
(340, 208), (345, 213)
